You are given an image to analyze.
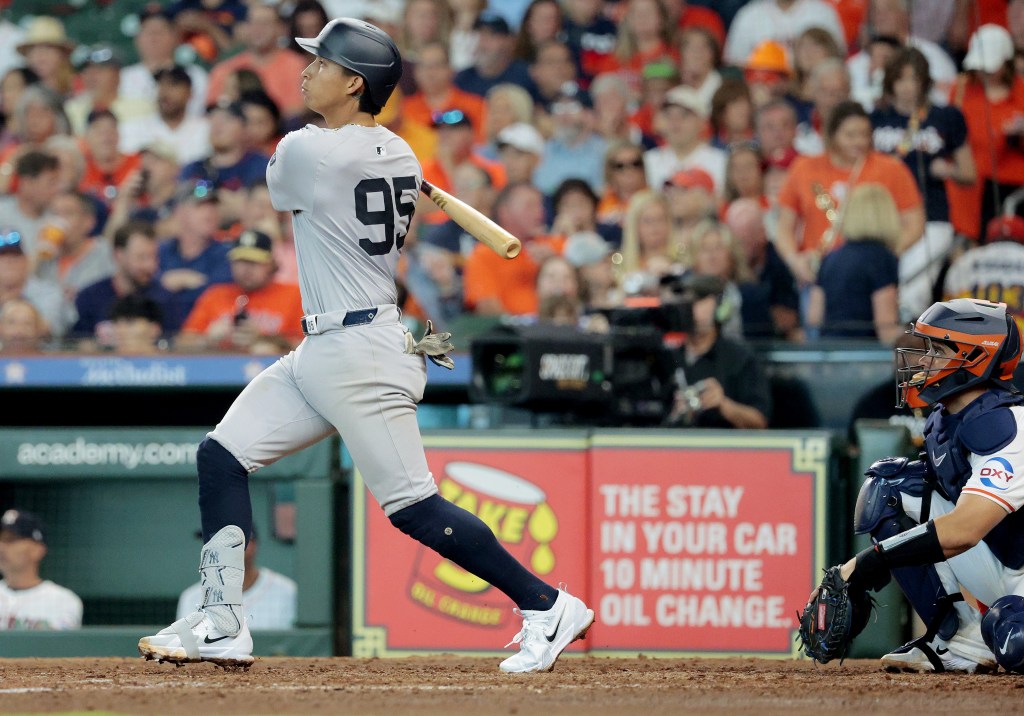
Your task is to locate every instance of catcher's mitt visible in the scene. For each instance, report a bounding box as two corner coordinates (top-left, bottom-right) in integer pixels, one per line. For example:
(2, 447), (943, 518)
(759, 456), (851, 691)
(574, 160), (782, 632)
(797, 565), (874, 664)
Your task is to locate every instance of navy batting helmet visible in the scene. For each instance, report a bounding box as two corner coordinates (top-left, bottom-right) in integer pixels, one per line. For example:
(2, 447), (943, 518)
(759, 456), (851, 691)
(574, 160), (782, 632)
(295, 18), (401, 111)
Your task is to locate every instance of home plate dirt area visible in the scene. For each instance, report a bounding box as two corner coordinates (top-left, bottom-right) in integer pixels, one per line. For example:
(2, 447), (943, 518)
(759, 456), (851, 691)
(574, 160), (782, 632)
(0, 656), (1022, 715)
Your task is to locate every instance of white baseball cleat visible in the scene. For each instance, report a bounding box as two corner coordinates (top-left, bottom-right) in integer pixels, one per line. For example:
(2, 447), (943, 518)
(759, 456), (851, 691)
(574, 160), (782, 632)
(881, 626), (997, 674)
(499, 588), (595, 673)
(139, 610), (254, 669)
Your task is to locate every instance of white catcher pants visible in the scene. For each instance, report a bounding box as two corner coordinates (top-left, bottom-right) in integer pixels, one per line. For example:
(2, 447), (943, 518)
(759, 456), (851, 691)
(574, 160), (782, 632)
(210, 304), (438, 516)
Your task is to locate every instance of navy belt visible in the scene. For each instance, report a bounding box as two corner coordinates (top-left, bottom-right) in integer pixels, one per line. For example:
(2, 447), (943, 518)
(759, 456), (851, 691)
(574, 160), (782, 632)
(300, 307), (378, 336)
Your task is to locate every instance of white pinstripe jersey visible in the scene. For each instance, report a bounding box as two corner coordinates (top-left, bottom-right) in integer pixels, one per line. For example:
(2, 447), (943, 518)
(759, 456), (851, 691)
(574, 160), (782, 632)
(267, 123), (422, 315)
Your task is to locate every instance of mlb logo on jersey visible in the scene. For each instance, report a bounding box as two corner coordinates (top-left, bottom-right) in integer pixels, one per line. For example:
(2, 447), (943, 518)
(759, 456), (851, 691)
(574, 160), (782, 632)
(376, 146), (386, 156)
(980, 457), (1016, 491)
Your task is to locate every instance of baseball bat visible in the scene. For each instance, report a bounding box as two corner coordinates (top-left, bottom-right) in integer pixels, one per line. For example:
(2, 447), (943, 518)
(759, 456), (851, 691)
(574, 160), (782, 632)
(420, 180), (522, 259)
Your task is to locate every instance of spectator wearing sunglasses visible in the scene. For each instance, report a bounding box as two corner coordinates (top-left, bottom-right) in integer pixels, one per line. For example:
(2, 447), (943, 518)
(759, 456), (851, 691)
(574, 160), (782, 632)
(597, 140), (648, 228)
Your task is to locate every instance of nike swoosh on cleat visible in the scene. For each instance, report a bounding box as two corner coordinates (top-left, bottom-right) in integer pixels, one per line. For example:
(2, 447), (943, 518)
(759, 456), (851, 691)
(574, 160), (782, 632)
(545, 611), (564, 643)
(204, 634), (231, 644)
(936, 647), (949, 655)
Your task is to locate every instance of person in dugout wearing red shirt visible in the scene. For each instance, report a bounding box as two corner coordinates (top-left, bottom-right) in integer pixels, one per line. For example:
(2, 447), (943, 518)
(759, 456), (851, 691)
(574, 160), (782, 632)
(175, 229), (303, 354)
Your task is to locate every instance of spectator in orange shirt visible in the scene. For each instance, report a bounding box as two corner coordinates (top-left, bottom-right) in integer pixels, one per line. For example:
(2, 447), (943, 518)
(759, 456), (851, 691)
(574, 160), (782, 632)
(602, 0), (679, 86)
(403, 43), (487, 146)
(776, 100), (925, 286)
(463, 182), (564, 315)
(205, 4), (309, 119)
(78, 109), (142, 209)
(176, 229), (303, 353)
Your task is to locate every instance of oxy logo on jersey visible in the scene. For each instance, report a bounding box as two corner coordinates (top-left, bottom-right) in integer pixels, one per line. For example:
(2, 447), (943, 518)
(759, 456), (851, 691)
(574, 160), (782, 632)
(979, 456), (1016, 491)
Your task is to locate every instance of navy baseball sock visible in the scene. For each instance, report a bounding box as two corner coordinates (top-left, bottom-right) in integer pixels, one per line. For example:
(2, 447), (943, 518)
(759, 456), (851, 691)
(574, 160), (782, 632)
(197, 437), (253, 545)
(389, 494), (559, 612)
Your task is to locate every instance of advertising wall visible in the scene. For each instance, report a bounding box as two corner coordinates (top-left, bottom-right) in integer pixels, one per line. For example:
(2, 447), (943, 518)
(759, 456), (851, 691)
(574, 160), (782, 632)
(351, 430), (830, 658)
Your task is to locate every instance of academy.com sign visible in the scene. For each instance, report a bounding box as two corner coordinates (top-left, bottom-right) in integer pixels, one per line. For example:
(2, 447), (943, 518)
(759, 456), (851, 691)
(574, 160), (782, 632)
(17, 438), (198, 469)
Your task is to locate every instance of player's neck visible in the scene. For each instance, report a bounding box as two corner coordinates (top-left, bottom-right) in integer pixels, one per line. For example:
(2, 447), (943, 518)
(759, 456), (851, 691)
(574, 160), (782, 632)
(323, 106), (377, 130)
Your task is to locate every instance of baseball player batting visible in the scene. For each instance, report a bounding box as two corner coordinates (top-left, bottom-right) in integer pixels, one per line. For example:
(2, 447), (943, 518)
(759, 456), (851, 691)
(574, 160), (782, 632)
(138, 18), (593, 672)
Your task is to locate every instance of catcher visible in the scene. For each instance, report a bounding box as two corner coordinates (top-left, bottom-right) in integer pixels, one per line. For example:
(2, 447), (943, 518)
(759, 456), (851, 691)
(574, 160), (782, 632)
(800, 298), (1024, 673)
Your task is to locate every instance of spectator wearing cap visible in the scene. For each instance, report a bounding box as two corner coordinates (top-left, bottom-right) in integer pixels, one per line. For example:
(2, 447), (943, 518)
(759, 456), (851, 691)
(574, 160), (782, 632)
(550, 177), (621, 246)
(120, 7), (210, 121)
(180, 100), (269, 224)
(678, 27), (723, 117)
(177, 229), (303, 353)
(0, 509), (82, 630)
(496, 122), (545, 185)
(206, 3), (308, 118)
(848, 0), (957, 112)
(0, 151), (61, 262)
(37, 191), (114, 312)
(629, 61), (680, 139)
(0, 230), (67, 339)
(0, 298), (48, 353)
(794, 59), (852, 157)
(74, 220), (174, 345)
(15, 17), (76, 97)
(158, 180), (232, 330)
(454, 11), (532, 98)
(563, 229), (621, 309)
(643, 85), (726, 194)
(724, 198), (800, 341)
(403, 42), (487, 152)
(949, 24), (1024, 241)
(420, 109), (506, 225)
(723, 0), (844, 69)
(533, 85), (607, 196)
(463, 182), (565, 315)
(124, 66), (211, 165)
(742, 40), (792, 111)
(78, 110), (144, 210)
(597, 140), (649, 227)
(527, 40), (579, 113)
(176, 526), (296, 629)
(665, 1), (726, 49)
(663, 167), (719, 243)
(667, 273), (771, 429)
(66, 45), (156, 149)
(600, 0), (678, 86)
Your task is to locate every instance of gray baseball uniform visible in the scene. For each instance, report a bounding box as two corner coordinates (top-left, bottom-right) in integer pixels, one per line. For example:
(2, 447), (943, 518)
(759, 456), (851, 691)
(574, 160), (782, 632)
(209, 123), (438, 516)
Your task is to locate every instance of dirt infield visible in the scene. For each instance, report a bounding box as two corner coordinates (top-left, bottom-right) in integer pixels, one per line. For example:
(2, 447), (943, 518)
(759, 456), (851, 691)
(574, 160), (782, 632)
(0, 656), (1021, 715)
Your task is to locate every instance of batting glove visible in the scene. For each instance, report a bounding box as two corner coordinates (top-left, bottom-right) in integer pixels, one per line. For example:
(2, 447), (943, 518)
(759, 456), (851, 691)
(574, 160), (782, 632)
(404, 320), (455, 370)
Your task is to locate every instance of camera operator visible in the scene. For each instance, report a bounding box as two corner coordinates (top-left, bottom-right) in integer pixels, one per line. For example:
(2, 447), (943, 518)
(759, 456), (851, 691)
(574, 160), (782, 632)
(668, 273), (771, 429)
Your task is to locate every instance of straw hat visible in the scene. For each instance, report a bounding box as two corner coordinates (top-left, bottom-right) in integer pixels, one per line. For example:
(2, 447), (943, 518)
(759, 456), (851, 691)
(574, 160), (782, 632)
(16, 17), (76, 56)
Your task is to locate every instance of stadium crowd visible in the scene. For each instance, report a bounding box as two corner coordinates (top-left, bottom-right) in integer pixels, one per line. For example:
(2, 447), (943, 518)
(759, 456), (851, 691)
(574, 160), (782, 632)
(0, 0), (1020, 357)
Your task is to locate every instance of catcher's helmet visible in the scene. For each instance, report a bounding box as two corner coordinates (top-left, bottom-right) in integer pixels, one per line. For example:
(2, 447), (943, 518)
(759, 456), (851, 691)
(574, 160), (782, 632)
(295, 18), (401, 111)
(896, 298), (1022, 409)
